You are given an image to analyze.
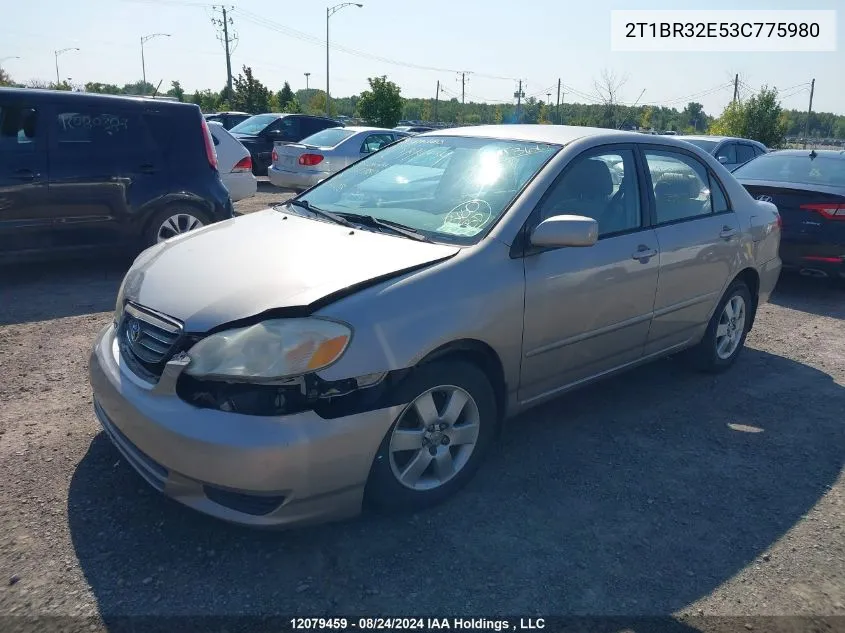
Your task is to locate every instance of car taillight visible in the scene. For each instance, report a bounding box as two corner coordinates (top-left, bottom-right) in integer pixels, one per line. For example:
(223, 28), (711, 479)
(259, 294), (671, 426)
(200, 116), (218, 171)
(298, 153), (324, 166)
(775, 213), (782, 229)
(271, 148), (278, 163)
(800, 203), (845, 220)
(232, 156), (252, 173)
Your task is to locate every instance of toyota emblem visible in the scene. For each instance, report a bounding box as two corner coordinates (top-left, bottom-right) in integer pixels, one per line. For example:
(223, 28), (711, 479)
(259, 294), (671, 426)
(127, 318), (142, 343)
(756, 195), (774, 203)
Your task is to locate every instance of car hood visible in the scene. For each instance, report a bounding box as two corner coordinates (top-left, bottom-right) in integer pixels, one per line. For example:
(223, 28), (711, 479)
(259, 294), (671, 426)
(122, 208), (460, 332)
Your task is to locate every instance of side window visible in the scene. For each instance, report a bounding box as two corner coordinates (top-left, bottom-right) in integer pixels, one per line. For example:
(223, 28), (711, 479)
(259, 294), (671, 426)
(736, 144), (756, 164)
(275, 117), (300, 140)
(753, 145), (766, 156)
(538, 148), (641, 237)
(644, 150), (713, 223)
(360, 133), (395, 154)
(716, 143), (737, 165)
(55, 109), (145, 151)
(708, 172), (730, 212)
(0, 104), (38, 150)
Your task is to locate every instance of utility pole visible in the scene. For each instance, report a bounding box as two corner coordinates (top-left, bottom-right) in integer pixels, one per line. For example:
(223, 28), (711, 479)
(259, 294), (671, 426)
(803, 78), (815, 149)
(211, 6), (237, 93)
(514, 80), (524, 122)
(733, 73), (739, 103)
(140, 34), (170, 95)
(456, 71), (470, 105)
(556, 78), (561, 124)
(304, 72), (310, 92)
(433, 80), (440, 123)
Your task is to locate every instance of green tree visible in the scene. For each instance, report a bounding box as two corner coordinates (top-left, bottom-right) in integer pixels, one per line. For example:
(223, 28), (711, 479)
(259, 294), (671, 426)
(639, 106), (653, 130)
(191, 89), (220, 113)
(309, 90), (336, 117)
(166, 80), (185, 102)
(711, 86), (787, 148)
(277, 81), (294, 110)
(84, 82), (122, 94)
(0, 66), (14, 87)
(683, 102), (705, 132)
(283, 96), (303, 114)
(493, 106), (503, 124)
(121, 80), (157, 95)
(356, 76), (403, 127)
(230, 66), (271, 113)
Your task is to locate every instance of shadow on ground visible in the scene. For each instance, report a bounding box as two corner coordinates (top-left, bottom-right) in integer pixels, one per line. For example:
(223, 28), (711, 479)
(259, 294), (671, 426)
(0, 256), (131, 326)
(769, 271), (845, 319)
(68, 347), (845, 629)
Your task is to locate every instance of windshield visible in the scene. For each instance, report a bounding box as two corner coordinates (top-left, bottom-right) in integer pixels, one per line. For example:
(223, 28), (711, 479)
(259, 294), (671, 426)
(300, 128), (355, 147)
(733, 154), (845, 187)
(680, 139), (718, 153)
(296, 136), (559, 244)
(230, 114), (279, 135)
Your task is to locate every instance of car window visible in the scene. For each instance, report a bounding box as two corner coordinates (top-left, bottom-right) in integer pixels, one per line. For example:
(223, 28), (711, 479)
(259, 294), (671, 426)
(736, 144), (756, 164)
(681, 139), (718, 153)
(716, 143), (737, 164)
(271, 116), (300, 140)
(54, 109), (145, 150)
(297, 136), (559, 245)
(644, 150), (714, 223)
(300, 128), (354, 147)
(538, 149), (641, 237)
(753, 145), (766, 156)
(229, 114), (280, 135)
(360, 133), (395, 154)
(709, 173), (730, 212)
(0, 104), (38, 150)
(732, 154), (845, 187)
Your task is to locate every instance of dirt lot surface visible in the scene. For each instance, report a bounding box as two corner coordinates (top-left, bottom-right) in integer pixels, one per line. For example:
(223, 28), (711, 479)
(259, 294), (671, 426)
(0, 184), (843, 632)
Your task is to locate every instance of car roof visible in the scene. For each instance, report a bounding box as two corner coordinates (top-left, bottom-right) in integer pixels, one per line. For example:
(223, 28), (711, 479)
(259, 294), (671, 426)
(0, 87), (198, 109)
(764, 149), (845, 158)
(334, 126), (400, 133)
(423, 124), (661, 146)
(675, 135), (765, 146)
(206, 111), (250, 116)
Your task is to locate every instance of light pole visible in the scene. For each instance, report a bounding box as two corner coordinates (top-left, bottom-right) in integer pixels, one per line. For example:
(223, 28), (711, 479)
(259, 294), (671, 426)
(326, 2), (362, 117)
(140, 33), (171, 94)
(54, 48), (79, 85)
(304, 72), (310, 92)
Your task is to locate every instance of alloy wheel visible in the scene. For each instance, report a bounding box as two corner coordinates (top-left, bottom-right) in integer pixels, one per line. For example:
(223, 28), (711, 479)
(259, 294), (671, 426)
(156, 213), (205, 243)
(715, 295), (746, 360)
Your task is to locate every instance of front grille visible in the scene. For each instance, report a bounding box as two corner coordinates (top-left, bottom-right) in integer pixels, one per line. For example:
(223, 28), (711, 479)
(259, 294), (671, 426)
(202, 485), (286, 516)
(118, 303), (184, 379)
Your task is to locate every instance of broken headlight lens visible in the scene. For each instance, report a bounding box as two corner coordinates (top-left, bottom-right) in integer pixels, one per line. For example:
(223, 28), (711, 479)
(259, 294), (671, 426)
(184, 318), (352, 381)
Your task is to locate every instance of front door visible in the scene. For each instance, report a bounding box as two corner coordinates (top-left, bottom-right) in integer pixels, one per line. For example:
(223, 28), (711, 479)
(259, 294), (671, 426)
(519, 146), (660, 404)
(0, 99), (50, 253)
(640, 147), (739, 354)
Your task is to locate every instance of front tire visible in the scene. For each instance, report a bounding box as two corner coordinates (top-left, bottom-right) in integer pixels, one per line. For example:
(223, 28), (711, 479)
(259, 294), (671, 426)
(143, 206), (211, 248)
(685, 280), (752, 372)
(365, 360), (498, 513)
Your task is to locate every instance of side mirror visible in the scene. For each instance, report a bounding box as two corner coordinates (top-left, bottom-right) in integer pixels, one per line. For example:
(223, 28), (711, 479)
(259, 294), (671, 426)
(530, 215), (598, 248)
(717, 155), (729, 164)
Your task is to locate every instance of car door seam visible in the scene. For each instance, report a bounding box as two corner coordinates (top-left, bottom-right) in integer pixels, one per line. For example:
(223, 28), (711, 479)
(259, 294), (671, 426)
(524, 312), (654, 359)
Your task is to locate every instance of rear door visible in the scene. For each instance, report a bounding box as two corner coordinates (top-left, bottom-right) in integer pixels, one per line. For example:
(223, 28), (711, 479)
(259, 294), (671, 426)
(46, 103), (161, 247)
(641, 147), (739, 355)
(0, 98), (50, 253)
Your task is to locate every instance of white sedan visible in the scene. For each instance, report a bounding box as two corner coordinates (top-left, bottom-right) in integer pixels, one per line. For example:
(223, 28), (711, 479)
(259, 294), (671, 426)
(208, 121), (258, 202)
(268, 126), (409, 191)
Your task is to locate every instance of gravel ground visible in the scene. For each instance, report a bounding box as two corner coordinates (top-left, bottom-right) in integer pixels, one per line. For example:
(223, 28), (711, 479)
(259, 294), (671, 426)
(0, 185), (843, 632)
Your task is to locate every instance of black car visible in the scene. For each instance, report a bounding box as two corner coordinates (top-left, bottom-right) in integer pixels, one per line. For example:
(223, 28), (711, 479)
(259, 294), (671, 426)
(229, 113), (342, 176)
(204, 111), (251, 130)
(0, 88), (233, 261)
(733, 149), (845, 279)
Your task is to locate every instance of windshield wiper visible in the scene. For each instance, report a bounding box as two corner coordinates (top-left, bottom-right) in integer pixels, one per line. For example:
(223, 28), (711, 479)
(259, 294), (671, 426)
(282, 199), (355, 228)
(335, 212), (432, 242)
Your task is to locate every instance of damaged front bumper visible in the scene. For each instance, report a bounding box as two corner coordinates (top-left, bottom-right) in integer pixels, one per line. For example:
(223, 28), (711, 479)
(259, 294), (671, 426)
(88, 324), (406, 528)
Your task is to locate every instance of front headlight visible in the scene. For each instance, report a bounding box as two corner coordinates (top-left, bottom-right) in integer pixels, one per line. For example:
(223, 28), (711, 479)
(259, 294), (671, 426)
(184, 318), (352, 381)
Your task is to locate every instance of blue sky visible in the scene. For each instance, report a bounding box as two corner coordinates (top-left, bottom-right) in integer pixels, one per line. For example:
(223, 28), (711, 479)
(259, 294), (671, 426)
(2, 0), (843, 116)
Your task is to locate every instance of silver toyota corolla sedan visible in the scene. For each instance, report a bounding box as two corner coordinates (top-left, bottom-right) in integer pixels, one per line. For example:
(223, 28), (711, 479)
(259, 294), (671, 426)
(267, 126), (409, 191)
(89, 125), (782, 528)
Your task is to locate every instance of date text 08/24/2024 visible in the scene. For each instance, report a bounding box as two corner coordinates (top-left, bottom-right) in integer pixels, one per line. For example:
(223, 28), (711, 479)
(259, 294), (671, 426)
(289, 618), (547, 631)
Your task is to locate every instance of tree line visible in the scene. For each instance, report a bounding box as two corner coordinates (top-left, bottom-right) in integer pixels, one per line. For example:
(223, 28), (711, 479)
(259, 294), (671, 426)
(2, 63), (842, 146)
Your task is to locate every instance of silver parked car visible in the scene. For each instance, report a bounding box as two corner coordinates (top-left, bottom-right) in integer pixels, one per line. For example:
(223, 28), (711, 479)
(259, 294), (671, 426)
(89, 125), (782, 528)
(268, 126), (409, 191)
(675, 135), (768, 171)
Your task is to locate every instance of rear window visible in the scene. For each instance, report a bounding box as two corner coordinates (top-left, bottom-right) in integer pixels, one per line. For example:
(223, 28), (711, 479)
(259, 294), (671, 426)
(300, 128), (354, 147)
(230, 114), (279, 135)
(681, 139), (718, 153)
(732, 154), (845, 187)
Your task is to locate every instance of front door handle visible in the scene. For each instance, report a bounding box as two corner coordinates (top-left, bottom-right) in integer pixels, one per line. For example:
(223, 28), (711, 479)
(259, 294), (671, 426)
(631, 245), (657, 261)
(12, 169), (39, 181)
(719, 226), (737, 240)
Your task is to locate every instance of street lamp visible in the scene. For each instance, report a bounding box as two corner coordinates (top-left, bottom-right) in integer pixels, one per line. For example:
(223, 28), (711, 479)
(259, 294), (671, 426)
(54, 48), (79, 85)
(304, 72), (310, 92)
(326, 2), (362, 117)
(140, 33), (171, 95)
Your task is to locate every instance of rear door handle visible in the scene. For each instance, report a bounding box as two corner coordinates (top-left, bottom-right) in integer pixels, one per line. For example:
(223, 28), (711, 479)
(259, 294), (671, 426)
(719, 226), (737, 240)
(12, 169), (39, 181)
(631, 245), (657, 261)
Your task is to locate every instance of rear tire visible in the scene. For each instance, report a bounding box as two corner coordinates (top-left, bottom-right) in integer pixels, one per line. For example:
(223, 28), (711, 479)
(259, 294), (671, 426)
(684, 280), (752, 373)
(143, 206), (212, 248)
(364, 360), (497, 513)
